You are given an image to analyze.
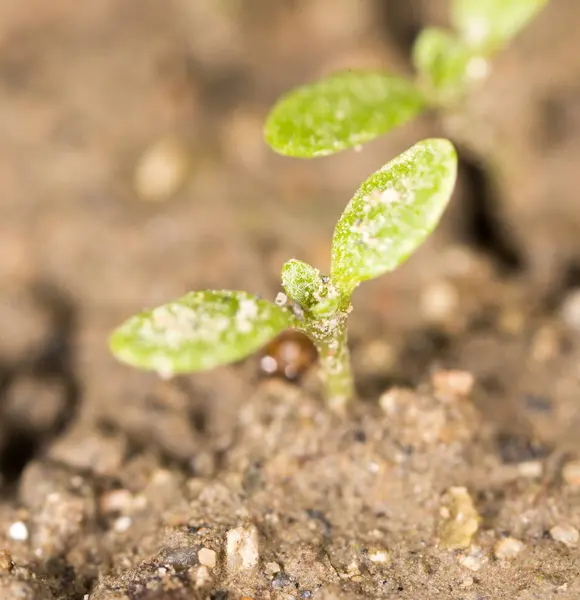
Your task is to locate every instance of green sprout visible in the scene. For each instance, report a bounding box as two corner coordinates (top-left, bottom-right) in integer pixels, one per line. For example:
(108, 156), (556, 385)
(264, 0), (548, 158)
(110, 139), (457, 410)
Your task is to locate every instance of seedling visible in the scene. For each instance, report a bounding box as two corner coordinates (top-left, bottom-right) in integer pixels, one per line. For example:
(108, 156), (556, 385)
(110, 139), (457, 410)
(264, 0), (548, 158)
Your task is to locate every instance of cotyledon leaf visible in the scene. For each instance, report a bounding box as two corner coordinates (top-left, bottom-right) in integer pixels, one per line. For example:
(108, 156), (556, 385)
(264, 70), (427, 158)
(110, 290), (295, 375)
(330, 139), (458, 295)
(451, 0), (549, 53)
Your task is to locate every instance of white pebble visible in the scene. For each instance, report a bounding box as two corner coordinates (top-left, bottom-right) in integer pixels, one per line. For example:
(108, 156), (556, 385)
(431, 369), (475, 398)
(8, 521), (28, 541)
(562, 460), (580, 487)
(194, 565), (212, 587)
(458, 546), (488, 572)
(517, 461), (543, 479)
(367, 548), (390, 564)
(550, 524), (579, 548)
(560, 289), (580, 330)
(198, 547), (217, 569)
(420, 280), (459, 323)
(134, 137), (190, 202)
(494, 537), (524, 560)
(113, 516), (132, 533)
(264, 561), (281, 574)
(226, 524), (260, 572)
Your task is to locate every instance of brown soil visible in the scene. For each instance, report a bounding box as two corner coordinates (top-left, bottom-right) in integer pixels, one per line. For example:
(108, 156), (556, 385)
(1, 1), (580, 598)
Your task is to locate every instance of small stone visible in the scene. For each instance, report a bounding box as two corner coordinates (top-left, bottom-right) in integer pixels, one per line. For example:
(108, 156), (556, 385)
(517, 461), (543, 478)
(193, 565), (212, 588)
(439, 487), (480, 550)
(562, 460), (580, 487)
(0, 550), (13, 572)
(357, 340), (395, 374)
(560, 289), (580, 330)
(494, 537), (524, 560)
(161, 547), (198, 570)
(460, 576), (474, 588)
(420, 280), (459, 323)
(458, 546), (488, 571)
(264, 561), (281, 574)
(366, 548), (391, 564)
(431, 369), (474, 399)
(226, 524), (260, 572)
(271, 572), (293, 588)
(134, 137), (190, 202)
(198, 548), (217, 569)
(99, 489), (133, 514)
(379, 387), (414, 416)
(8, 521), (29, 541)
(550, 523), (579, 548)
(113, 516), (132, 533)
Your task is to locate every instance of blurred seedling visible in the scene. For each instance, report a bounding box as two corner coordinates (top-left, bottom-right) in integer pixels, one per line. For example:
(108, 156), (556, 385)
(110, 139), (457, 410)
(264, 0), (549, 158)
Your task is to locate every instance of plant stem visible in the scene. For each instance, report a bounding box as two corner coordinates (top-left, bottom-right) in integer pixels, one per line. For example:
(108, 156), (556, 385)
(313, 318), (354, 412)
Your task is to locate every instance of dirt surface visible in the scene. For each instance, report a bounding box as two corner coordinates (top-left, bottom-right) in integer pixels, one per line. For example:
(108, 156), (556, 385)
(1, 0), (580, 598)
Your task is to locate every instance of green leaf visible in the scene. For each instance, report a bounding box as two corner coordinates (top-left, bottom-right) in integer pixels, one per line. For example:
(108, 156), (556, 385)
(412, 28), (480, 103)
(281, 259), (322, 309)
(330, 139), (457, 295)
(110, 290), (294, 375)
(451, 0), (549, 53)
(264, 70), (426, 158)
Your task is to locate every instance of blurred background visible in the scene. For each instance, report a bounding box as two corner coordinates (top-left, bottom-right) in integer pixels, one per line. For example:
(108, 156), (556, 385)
(1, 0), (580, 487)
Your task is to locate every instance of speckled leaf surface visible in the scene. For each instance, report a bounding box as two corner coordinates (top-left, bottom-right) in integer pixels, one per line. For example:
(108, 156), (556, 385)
(330, 139), (457, 295)
(110, 290), (294, 375)
(412, 28), (477, 102)
(451, 0), (549, 52)
(264, 71), (426, 158)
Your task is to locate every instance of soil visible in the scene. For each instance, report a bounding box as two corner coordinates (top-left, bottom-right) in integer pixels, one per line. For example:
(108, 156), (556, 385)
(1, 1), (580, 598)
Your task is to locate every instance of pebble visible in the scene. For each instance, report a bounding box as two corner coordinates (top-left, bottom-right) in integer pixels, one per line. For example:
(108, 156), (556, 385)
(113, 516), (132, 533)
(517, 461), (543, 479)
(198, 548), (217, 569)
(366, 548), (391, 564)
(560, 289), (580, 330)
(0, 550), (13, 572)
(420, 280), (459, 323)
(439, 487), (480, 550)
(193, 565), (212, 588)
(357, 340), (395, 374)
(99, 489), (133, 514)
(562, 460), (580, 487)
(550, 523), (579, 548)
(226, 524), (260, 572)
(431, 369), (475, 399)
(458, 546), (488, 571)
(133, 137), (190, 202)
(271, 572), (293, 588)
(8, 521), (29, 541)
(494, 537), (524, 560)
(264, 561), (281, 574)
